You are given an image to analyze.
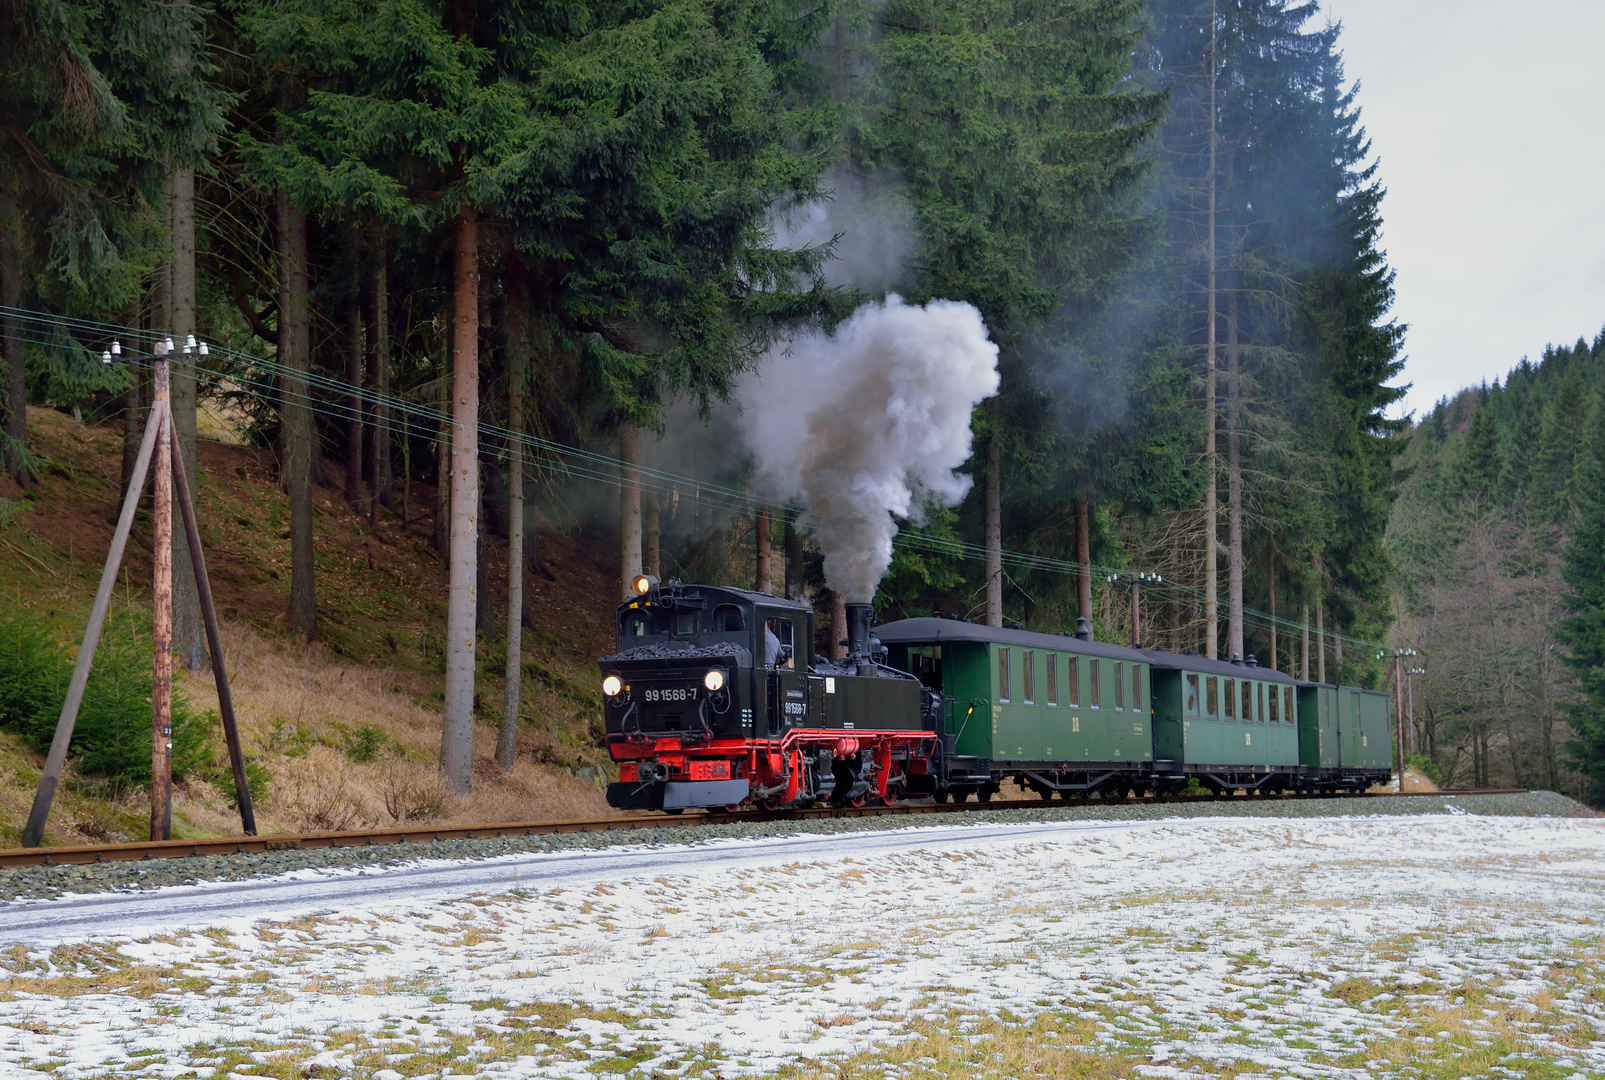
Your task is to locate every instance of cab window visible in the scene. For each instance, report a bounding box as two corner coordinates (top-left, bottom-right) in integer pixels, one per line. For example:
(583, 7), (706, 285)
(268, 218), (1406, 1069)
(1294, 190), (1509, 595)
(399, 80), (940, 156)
(712, 604), (745, 632)
(620, 612), (651, 639)
(763, 617), (795, 669)
(674, 611), (698, 637)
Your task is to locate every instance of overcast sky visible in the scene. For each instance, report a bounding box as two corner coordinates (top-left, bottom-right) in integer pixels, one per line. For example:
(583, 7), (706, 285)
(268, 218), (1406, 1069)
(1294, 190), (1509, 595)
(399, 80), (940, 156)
(1319, 0), (1605, 419)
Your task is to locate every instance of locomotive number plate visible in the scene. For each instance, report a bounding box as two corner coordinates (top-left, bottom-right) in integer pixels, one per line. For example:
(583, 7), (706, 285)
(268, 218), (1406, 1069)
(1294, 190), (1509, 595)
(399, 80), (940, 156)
(644, 686), (699, 703)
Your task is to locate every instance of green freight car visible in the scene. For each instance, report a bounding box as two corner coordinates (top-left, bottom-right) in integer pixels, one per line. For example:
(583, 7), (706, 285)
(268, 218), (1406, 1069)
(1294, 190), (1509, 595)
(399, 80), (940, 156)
(1296, 682), (1393, 791)
(878, 618), (1164, 799)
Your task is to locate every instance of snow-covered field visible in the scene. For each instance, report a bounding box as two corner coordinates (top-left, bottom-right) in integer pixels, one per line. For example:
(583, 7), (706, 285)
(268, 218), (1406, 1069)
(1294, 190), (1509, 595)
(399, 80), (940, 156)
(2, 814), (1603, 1079)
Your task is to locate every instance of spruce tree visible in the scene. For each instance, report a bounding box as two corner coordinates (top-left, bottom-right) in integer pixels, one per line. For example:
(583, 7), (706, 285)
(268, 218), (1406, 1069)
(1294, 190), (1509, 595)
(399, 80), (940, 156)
(1454, 393), (1502, 502)
(1558, 394), (1605, 806)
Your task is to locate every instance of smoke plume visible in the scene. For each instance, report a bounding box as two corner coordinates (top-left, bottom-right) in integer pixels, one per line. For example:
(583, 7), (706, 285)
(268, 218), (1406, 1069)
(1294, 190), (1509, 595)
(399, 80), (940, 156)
(738, 296), (1000, 601)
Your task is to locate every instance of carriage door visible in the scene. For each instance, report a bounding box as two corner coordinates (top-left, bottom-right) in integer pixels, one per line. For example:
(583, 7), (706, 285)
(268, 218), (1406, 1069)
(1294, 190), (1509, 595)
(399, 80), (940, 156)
(763, 613), (808, 735)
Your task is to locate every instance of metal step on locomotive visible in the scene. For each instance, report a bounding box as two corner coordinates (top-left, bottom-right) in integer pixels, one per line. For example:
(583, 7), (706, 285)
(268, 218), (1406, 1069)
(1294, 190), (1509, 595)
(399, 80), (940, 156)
(599, 577), (1394, 812)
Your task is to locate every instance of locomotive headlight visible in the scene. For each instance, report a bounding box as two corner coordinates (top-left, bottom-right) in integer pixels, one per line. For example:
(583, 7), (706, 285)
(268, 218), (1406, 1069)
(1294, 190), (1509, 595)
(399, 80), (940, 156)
(602, 674), (624, 697)
(703, 668), (726, 692)
(630, 574), (659, 596)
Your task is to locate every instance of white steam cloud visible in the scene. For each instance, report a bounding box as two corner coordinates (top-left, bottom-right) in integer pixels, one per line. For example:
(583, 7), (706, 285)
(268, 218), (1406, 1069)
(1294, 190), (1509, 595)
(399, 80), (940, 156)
(738, 296), (1000, 601)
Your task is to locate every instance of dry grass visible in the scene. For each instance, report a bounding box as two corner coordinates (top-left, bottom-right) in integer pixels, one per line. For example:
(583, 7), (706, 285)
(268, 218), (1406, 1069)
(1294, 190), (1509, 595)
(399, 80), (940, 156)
(172, 621), (622, 833)
(0, 407), (628, 845)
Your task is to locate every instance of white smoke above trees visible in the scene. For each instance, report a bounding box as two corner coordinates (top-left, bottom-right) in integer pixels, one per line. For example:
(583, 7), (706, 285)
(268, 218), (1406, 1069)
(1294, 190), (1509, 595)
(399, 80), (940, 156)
(737, 296), (1000, 602)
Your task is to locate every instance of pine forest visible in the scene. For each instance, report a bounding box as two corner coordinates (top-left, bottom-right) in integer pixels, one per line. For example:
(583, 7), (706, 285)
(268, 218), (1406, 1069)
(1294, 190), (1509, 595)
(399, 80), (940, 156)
(0, 0), (1601, 835)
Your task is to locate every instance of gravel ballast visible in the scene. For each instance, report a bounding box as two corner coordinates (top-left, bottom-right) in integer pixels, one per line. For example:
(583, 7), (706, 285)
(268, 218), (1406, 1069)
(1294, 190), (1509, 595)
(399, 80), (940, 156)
(0, 790), (1591, 904)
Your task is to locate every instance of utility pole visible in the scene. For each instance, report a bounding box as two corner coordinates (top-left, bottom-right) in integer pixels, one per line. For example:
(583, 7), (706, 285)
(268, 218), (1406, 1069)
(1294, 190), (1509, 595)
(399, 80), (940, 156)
(1106, 571), (1160, 648)
(1379, 646), (1416, 790)
(151, 338), (174, 841)
(21, 333), (256, 847)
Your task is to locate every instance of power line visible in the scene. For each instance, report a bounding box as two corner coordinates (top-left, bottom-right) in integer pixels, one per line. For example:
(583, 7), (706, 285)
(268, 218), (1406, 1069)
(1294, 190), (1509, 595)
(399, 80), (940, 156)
(0, 304), (1394, 653)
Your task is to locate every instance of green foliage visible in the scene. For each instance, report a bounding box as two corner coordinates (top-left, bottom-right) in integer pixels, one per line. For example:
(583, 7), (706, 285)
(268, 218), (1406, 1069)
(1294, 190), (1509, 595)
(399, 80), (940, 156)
(343, 723), (390, 763)
(1558, 396), (1605, 806)
(210, 758), (273, 811)
(1404, 752), (1440, 785)
(0, 607), (213, 787)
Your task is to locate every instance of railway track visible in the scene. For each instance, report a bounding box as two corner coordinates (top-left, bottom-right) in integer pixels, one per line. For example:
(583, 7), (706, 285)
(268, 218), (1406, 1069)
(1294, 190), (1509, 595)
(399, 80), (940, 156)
(0, 788), (1525, 870)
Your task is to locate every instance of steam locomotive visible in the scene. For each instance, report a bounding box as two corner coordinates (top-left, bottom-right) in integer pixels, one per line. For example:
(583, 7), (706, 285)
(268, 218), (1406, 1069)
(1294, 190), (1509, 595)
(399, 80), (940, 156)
(600, 577), (1393, 812)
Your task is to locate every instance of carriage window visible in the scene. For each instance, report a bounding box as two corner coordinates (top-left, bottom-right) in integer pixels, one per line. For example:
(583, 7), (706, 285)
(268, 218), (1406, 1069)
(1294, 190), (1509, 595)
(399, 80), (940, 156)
(1022, 651), (1035, 705)
(1090, 660), (1101, 708)
(1046, 653), (1058, 706)
(1284, 685), (1295, 724)
(712, 604), (745, 632)
(1225, 678), (1237, 720)
(1242, 681), (1252, 722)
(1258, 683), (1267, 723)
(1185, 673), (1201, 718)
(997, 648), (1011, 703)
(674, 611), (698, 637)
(1068, 656), (1080, 706)
(764, 617), (795, 669)
(1132, 664), (1142, 710)
(1114, 663), (1124, 710)
(1269, 684), (1280, 723)
(1206, 676), (1219, 718)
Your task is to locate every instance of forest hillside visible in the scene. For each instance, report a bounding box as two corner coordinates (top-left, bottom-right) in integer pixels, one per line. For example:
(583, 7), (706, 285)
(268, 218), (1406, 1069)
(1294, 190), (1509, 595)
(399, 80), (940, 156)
(0, 406), (617, 846)
(1389, 329), (1605, 801)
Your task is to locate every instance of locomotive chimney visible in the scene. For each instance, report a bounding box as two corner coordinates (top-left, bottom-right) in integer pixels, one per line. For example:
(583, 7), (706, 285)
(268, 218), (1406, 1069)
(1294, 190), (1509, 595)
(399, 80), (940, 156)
(845, 602), (875, 673)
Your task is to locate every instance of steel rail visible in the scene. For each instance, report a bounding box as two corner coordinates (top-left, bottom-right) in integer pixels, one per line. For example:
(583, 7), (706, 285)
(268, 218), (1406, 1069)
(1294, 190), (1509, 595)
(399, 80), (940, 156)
(0, 789), (1526, 870)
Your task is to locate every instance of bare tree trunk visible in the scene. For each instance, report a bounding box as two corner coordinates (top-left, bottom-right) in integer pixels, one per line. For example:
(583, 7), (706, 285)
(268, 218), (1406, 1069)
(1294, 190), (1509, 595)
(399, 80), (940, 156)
(276, 191), (317, 642)
(1332, 620), (1343, 679)
(367, 257), (391, 520)
(498, 290), (526, 771)
(1203, 3), (1219, 661)
(619, 427), (642, 599)
(345, 228), (365, 516)
(755, 505), (772, 594)
(121, 363), (144, 496)
(169, 162), (204, 671)
(984, 441), (1002, 627)
(0, 170), (25, 488)
(784, 510), (803, 600)
(643, 490), (660, 578)
(1300, 604), (1310, 680)
(434, 374), (451, 555)
(440, 206), (480, 796)
(1225, 290), (1244, 662)
(1076, 495), (1092, 626)
(1267, 546), (1278, 672)
(1315, 591), (1326, 685)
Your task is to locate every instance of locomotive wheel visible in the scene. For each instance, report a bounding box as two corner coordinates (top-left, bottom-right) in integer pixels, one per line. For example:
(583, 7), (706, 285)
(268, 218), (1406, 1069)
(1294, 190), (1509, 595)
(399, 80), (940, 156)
(1039, 788), (1054, 801)
(978, 788), (993, 803)
(665, 808), (685, 815)
(933, 789), (949, 804)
